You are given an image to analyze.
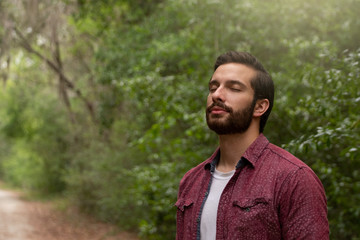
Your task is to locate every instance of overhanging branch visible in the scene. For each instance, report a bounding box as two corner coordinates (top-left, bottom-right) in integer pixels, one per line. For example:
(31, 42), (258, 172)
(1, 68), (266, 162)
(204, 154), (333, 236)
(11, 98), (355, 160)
(13, 26), (97, 123)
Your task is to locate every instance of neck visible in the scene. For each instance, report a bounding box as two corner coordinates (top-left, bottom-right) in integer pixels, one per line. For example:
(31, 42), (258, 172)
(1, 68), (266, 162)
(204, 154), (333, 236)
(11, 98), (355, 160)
(217, 123), (260, 172)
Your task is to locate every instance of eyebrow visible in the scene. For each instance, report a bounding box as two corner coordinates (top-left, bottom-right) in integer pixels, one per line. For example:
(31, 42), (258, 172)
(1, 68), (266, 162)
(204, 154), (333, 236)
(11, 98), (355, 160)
(209, 79), (247, 89)
(209, 79), (219, 86)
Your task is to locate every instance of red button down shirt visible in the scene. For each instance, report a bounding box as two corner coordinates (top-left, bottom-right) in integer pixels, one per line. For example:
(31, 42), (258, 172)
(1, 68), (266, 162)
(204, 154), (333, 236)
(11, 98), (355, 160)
(176, 134), (329, 240)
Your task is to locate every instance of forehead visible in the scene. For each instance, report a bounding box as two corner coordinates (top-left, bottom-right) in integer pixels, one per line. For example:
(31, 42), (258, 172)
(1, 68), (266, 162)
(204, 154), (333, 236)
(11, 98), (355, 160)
(211, 63), (256, 87)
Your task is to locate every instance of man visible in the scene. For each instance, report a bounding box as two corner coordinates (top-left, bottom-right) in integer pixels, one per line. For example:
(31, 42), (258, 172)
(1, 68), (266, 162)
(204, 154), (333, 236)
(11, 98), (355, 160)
(176, 51), (329, 239)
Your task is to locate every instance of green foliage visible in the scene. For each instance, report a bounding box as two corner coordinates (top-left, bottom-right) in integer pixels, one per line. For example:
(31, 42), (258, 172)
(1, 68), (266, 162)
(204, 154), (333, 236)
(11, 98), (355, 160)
(284, 49), (360, 238)
(1, 140), (43, 187)
(0, 77), (70, 194)
(124, 162), (179, 239)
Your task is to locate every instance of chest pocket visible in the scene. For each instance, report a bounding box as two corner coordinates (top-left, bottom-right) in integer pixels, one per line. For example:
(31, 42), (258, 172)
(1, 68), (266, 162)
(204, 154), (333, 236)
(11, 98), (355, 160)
(228, 197), (279, 238)
(175, 198), (195, 237)
(175, 198), (194, 212)
(233, 197), (270, 211)
(232, 197), (272, 221)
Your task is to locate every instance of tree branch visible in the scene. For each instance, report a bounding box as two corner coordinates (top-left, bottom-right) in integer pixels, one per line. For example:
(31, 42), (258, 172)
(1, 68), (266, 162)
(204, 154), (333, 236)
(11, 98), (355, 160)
(13, 26), (97, 124)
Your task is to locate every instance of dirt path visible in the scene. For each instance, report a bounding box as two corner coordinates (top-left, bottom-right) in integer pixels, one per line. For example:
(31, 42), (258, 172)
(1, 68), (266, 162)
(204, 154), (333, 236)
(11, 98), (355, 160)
(0, 188), (139, 240)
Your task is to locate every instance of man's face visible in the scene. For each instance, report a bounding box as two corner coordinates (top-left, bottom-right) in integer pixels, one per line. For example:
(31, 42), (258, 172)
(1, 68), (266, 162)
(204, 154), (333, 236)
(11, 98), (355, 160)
(206, 63), (256, 135)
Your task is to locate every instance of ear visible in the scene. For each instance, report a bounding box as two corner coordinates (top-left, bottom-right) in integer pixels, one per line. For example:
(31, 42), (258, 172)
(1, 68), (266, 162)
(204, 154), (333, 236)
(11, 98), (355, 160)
(253, 99), (270, 117)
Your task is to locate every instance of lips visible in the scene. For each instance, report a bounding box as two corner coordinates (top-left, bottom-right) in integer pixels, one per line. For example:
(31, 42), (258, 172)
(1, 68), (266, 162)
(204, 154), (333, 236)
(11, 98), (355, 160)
(207, 102), (232, 115)
(209, 106), (228, 114)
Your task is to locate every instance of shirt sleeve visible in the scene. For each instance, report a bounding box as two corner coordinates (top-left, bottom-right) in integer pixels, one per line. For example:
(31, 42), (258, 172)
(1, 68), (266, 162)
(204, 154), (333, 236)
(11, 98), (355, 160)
(279, 167), (329, 240)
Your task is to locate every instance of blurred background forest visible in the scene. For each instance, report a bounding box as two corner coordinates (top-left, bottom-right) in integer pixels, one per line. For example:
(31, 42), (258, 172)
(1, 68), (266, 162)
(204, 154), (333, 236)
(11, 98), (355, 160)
(0, 0), (359, 239)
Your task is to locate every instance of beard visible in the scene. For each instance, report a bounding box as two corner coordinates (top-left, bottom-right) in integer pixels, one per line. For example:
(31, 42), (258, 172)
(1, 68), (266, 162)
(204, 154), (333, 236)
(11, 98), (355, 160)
(206, 98), (256, 135)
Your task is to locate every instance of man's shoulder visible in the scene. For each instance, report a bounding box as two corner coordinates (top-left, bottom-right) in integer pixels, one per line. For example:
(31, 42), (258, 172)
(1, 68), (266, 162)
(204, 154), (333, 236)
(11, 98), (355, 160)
(262, 142), (325, 200)
(177, 158), (211, 200)
(178, 149), (218, 192)
(264, 142), (309, 170)
(180, 158), (209, 183)
(246, 134), (309, 171)
(182, 148), (218, 177)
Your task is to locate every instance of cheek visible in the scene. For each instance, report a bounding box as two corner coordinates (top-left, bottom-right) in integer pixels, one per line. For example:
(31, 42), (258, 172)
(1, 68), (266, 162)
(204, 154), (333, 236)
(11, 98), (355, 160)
(206, 94), (212, 106)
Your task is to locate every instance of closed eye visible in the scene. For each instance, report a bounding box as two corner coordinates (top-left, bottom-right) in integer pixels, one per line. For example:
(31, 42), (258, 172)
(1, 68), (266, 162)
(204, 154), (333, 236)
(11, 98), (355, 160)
(230, 88), (241, 92)
(227, 80), (247, 92)
(209, 87), (217, 92)
(209, 81), (219, 92)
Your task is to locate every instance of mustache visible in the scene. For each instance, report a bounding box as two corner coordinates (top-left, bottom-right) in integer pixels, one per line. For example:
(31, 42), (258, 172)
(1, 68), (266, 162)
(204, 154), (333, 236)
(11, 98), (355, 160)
(207, 101), (233, 113)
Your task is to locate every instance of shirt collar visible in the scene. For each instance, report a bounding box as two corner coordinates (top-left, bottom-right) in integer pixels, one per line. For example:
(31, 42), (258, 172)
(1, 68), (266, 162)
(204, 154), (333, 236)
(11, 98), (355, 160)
(204, 134), (269, 170)
(204, 148), (219, 172)
(242, 133), (269, 167)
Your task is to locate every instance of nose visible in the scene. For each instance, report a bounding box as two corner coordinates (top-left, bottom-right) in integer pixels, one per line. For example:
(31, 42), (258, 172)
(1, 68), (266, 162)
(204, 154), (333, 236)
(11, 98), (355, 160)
(211, 86), (225, 102)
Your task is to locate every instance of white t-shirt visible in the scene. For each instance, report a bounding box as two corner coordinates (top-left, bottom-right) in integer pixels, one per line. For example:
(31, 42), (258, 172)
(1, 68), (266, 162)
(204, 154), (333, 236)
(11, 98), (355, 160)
(200, 168), (235, 240)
